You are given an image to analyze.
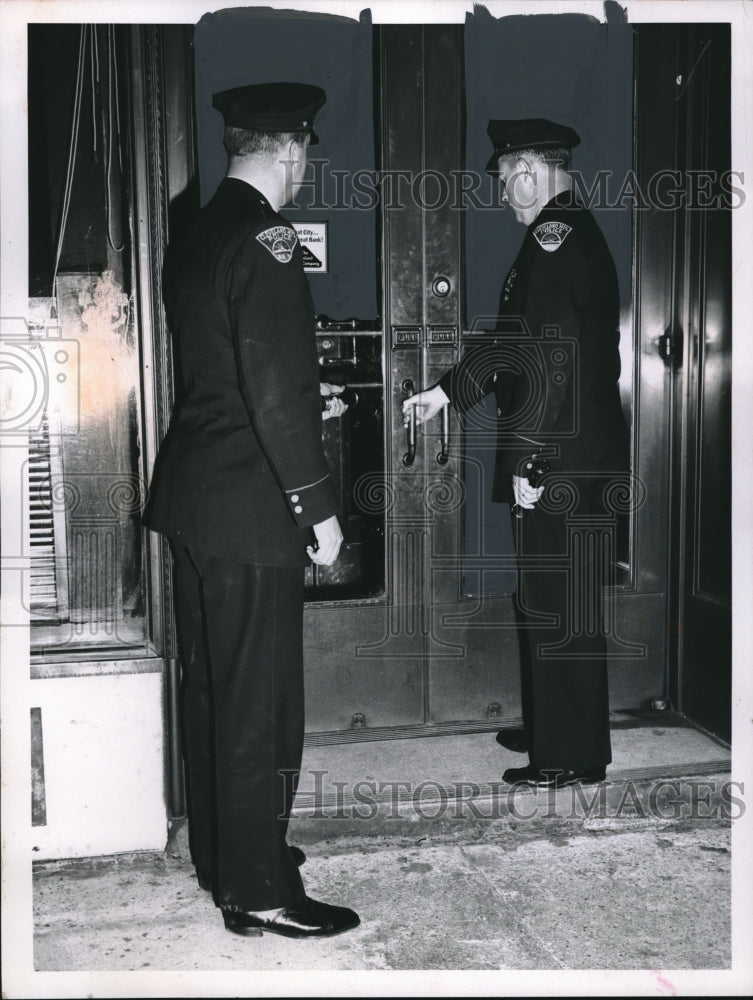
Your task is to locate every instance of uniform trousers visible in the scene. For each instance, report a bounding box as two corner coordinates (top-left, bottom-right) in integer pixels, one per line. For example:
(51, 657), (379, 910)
(513, 482), (613, 772)
(171, 543), (307, 912)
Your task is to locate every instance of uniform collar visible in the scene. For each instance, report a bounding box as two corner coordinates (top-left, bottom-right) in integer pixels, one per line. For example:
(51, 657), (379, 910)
(221, 176), (273, 211)
(526, 190), (581, 230)
(540, 189), (580, 213)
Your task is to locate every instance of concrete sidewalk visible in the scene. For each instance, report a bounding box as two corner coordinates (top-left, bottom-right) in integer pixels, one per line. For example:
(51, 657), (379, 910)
(21, 720), (752, 996)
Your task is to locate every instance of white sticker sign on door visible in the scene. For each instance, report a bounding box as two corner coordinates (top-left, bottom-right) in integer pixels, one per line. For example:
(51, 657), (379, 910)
(292, 222), (328, 274)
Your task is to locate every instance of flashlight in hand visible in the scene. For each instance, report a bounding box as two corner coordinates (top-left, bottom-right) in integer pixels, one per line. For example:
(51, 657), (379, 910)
(321, 386), (359, 411)
(511, 457), (550, 519)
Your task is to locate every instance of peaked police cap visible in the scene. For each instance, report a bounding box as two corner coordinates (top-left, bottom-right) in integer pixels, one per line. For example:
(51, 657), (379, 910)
(212, 82), (326, 145)
(485, 118), (580, 174)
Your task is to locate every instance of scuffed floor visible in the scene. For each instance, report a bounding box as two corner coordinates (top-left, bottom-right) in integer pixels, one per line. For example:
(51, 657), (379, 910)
(32, 819), (731, 973)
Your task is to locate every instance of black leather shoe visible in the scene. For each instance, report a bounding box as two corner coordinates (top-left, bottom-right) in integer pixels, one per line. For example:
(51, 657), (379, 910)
(197, 845), (306, 891)
(495, 728), (528, 753)
(222, 896), (360, 938)
(502, 764), (606, 788)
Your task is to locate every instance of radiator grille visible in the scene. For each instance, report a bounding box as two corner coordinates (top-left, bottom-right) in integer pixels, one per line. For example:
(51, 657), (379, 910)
(28, 415), (67, 623)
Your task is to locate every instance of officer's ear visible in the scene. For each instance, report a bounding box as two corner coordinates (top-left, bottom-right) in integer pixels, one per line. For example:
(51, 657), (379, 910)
(289, 134), (310, 161)
(516, 156), (533, 177)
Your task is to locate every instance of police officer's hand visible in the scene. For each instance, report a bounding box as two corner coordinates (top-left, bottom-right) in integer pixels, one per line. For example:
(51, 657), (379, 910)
(308, 514), (343, 565)
(401, 384), (450, 426)
(513, 474), (544, 510)
(321, 383), (348, 421)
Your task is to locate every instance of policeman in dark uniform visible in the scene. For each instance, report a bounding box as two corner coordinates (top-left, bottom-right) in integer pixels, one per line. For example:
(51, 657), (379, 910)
(403, 118), (629, 789)
(144, 83), (359, 937)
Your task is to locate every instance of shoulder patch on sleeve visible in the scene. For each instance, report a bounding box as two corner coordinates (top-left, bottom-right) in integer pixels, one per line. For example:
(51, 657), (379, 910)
(255, 225), (299, 263)
(533, 221), (572, 253)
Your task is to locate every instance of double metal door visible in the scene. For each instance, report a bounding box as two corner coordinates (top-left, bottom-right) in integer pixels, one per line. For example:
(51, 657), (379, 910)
(303, 27), (501, 735)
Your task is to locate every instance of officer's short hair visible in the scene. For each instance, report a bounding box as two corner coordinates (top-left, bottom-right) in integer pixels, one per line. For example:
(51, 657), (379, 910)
(223, 126), (308, 158)
(502, 146), (573, 171)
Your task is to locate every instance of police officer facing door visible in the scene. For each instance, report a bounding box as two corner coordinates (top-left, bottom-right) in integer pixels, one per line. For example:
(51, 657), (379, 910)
(404, 119), (629, 789)
(144, 83), (359, 937)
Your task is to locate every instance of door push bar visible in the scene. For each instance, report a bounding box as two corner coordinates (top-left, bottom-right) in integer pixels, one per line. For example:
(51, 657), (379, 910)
(402, 379), (417, 466)
(437, 404), (450, 465)
(402, 382), (451, 467)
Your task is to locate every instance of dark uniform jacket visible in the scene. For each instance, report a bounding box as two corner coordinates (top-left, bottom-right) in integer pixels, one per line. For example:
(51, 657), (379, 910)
(439, 191), (629, 501)
(144, 178), (338, 566)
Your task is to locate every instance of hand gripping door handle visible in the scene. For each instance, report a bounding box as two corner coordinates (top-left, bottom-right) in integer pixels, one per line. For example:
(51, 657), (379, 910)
(437, 404), (450, 465)
(402, 378), (417, 466)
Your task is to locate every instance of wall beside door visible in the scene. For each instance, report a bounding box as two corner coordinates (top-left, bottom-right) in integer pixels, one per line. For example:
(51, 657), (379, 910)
(30, 673), (165, 860)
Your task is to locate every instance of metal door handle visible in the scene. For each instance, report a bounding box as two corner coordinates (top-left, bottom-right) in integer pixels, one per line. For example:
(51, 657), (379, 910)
(437, 404), (450, 465)
(402, 378), (416, 466)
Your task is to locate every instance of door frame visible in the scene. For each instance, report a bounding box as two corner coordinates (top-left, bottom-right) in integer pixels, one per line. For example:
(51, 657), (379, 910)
(633, 23), (732, 741)
(129, 24), (198, 818)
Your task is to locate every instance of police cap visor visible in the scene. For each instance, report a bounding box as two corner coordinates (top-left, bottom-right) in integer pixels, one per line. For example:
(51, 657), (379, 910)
(485, 118), (580, 174)
(213, 82), (326, 145)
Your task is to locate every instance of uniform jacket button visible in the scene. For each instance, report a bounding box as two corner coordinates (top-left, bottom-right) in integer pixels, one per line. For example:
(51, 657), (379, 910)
(291, 494), (299, 503)
(294, 505), (303, 514)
